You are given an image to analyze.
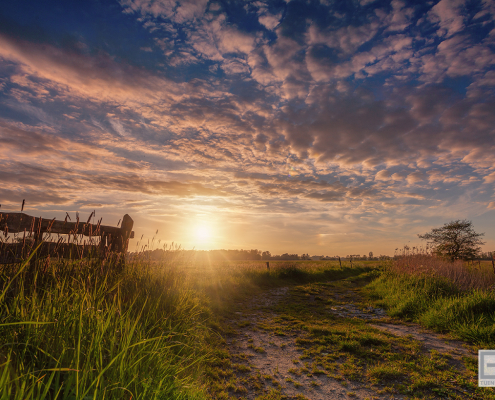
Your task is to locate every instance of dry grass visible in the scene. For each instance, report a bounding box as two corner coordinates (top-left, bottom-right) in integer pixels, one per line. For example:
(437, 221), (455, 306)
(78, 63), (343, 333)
(391, 250), (495, 291)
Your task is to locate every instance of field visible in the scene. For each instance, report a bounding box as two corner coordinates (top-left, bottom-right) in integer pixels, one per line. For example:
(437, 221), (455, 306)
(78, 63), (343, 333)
(1, 251), (495, 399)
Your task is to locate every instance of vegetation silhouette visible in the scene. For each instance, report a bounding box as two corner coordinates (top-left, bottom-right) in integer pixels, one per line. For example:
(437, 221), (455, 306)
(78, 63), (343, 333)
(418, 220), (485, 261)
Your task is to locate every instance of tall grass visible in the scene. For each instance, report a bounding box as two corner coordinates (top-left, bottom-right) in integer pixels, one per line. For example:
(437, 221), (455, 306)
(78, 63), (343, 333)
(392, 250), (495, 291)
(0, 249), (379, 399)
(367, 249), (495, 346)
(0, 255), (210, 399)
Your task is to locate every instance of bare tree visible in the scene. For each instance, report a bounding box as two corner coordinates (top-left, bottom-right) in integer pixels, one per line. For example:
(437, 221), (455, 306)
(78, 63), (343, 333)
(418, 220), (485, 261)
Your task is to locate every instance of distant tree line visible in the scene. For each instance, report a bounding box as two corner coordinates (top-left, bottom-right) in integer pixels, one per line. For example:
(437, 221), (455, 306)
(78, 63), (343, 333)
(479, 252), (495, 260)
(139, 248), (389, 262)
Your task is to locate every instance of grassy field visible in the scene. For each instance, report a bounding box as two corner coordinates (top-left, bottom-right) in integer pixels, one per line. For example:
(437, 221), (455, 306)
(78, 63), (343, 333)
(1, 250), (494, 398)
(0, 251), (378, 399)
(366, 255), (495, 346)
(0, 254), (212, 399)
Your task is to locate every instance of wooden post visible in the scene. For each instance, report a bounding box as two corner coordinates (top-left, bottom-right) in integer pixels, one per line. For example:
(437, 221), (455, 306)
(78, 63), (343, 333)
(350, 256), (353, 267)
(120, 214), (134, 253)
(266, 261), (270, 271)
(116, 214), (133, 267)
(338, 256), (342, 268)
(492, 253), (495, 276)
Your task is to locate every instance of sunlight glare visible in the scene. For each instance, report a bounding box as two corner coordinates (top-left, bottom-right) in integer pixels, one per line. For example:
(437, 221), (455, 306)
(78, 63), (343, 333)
(195, 224), (212, 242)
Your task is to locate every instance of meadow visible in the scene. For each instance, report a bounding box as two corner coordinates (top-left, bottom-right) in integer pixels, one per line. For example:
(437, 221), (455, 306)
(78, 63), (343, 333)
(0, 248), (374, 399)
(1, 247), (494, 399)
(366, 251), (495, 345)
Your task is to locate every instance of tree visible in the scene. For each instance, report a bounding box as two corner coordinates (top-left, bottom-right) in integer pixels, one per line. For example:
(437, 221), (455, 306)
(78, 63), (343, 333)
(418, 220), (485, 261)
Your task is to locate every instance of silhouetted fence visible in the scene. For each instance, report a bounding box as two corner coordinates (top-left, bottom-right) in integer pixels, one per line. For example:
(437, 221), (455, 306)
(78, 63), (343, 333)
(0, 211), (134, 264)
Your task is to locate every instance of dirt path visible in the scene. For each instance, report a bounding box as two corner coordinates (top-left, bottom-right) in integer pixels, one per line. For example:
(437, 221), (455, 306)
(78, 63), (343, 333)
(222, 279), (480, 400)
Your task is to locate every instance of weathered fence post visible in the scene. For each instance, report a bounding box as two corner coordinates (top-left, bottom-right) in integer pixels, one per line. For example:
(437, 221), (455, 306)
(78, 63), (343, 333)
(120, 214), (134, 253)
(266, 261), (270, 271)
(116, 214), (133, 268)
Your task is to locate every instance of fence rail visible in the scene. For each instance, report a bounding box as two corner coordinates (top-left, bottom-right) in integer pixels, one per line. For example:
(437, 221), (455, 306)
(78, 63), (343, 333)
(0, 212), (134, 264)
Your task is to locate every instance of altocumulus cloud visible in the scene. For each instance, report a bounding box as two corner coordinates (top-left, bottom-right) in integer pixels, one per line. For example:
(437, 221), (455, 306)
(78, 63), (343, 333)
(0, 0), (494, 252)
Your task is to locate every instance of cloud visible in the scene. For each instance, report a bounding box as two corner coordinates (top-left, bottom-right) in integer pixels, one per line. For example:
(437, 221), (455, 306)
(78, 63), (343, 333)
(417, 35), (495, 84)
(259, 13), (282, 30)
(119, 0), (208, 23)
(218, 26), (256, 55)
(307, 20), (380, 55)
(109, 118), (129, 137)
(484, 171), (495, 183)
(427, 0), (466, 38)
(304, 191), (344, 202)
(391, 172), (407, 181)
(88, 176), (229, 197)
(1, 0), (495, 254)
(386, 0), (415, 32)
(0, 188), (70, 206)
(375, 170), (391, 180)
(406, 172), (426, 184)
(0, 34), (183, 107)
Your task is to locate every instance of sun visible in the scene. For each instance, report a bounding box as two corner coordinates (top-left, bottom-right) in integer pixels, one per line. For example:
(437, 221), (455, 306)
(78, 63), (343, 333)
(188, 220), (218, 248)
(194, 224), (212, 242)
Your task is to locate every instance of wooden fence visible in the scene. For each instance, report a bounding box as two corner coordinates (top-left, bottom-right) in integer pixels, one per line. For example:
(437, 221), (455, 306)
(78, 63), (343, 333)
(0, 212), (134, 264)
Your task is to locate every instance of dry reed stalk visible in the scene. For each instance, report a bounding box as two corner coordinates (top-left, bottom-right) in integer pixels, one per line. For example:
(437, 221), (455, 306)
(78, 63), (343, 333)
(95, 218), (102, 236)
(392, 252), (494, 291)
(54, 237), (64, 253)
(29, 216), (35, 236)
(86, 211), (94, 225)
(36, 216), (42, 237)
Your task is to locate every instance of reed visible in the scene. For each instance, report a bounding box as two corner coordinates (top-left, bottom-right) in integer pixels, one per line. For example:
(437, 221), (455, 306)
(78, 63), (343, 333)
(391, 246), (495, 291)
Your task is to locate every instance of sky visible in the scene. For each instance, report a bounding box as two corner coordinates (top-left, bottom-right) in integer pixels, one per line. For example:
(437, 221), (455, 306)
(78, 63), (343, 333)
(0, 0), (494, 256)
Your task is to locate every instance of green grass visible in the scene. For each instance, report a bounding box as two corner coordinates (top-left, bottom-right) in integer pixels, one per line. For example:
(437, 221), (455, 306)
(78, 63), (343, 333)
(366, 270), (495, 346)
(9, 251), (494, 399)
(0, 253), (379, 399)
(0, 256), (210, 399)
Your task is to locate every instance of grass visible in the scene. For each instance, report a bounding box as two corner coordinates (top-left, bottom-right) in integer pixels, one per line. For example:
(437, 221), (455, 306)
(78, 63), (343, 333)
(0, 254), (210, 399)
(260, 277), (494, 399)
(4, 242), (495, 399)
(205, 253), (495, 399)
(366, 252), (495, 346)
(0, 245), (380, 399)
(392, 250), (495, 291)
